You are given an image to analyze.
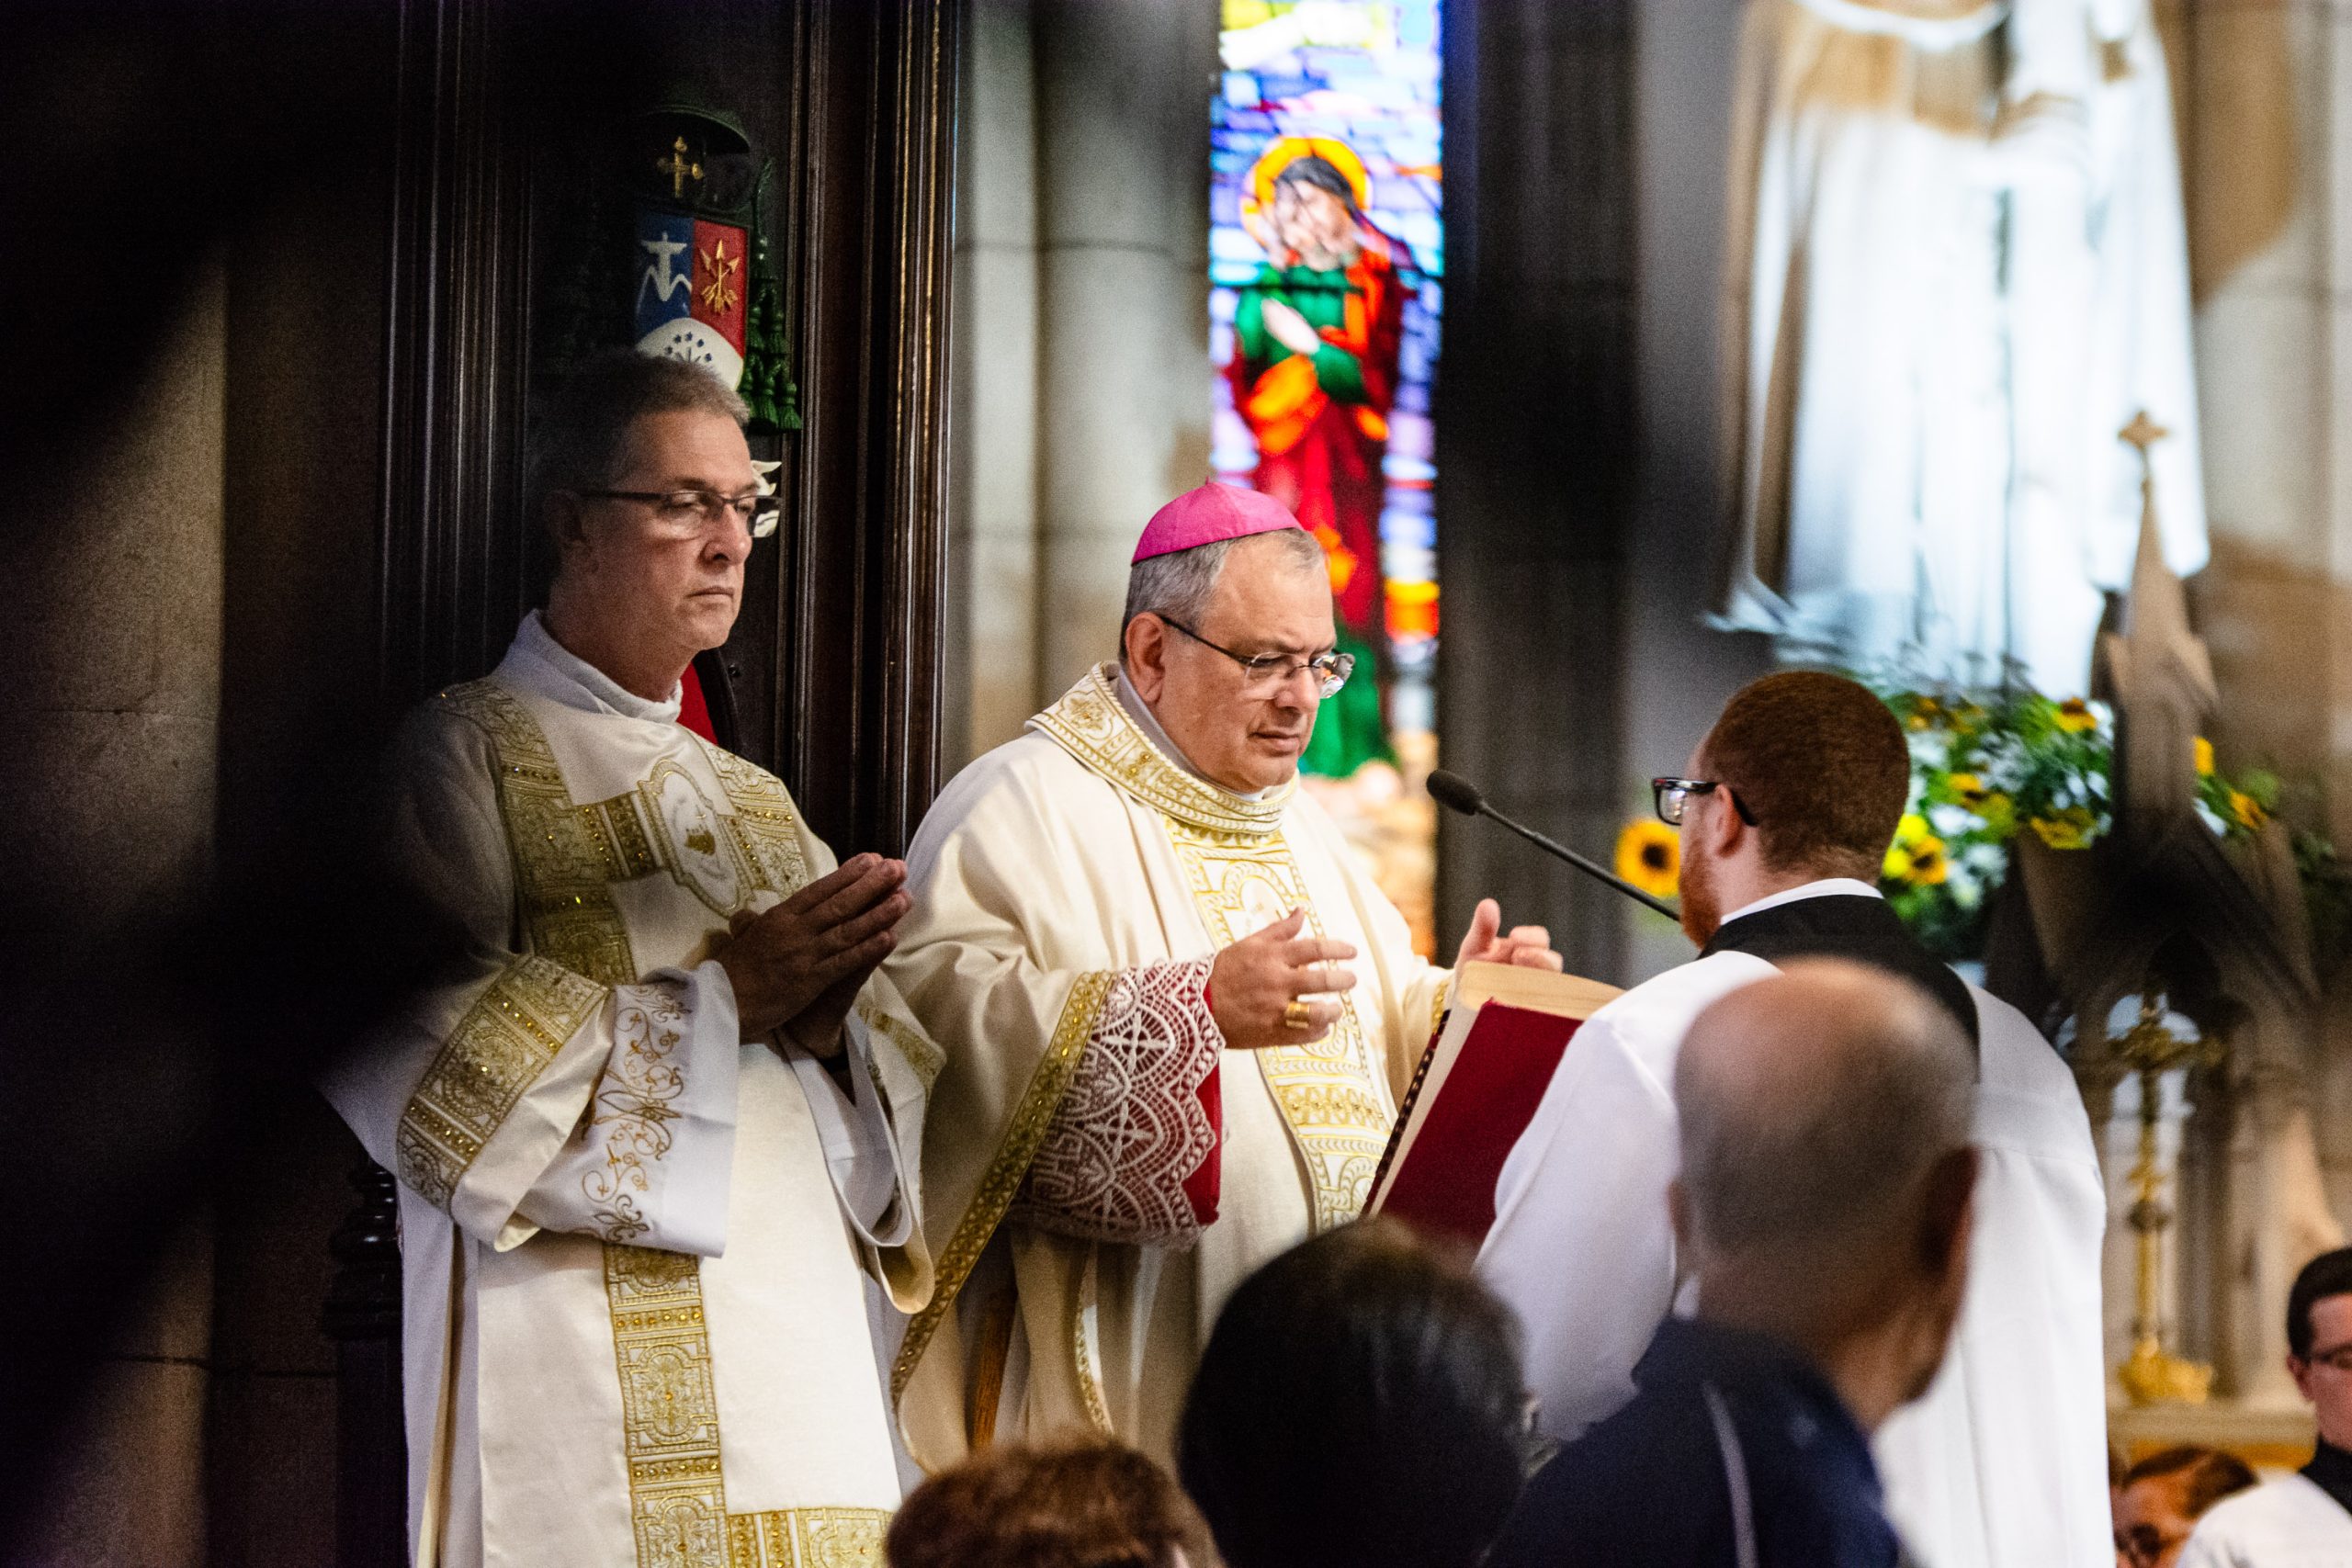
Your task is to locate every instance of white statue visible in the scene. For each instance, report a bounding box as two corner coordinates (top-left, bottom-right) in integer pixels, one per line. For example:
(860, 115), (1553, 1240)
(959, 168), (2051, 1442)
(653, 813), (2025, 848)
(1715, 0), (2209, 696)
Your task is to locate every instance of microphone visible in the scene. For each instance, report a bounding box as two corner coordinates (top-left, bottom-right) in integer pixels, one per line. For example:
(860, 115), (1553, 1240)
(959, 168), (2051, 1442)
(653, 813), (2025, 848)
(1427, 770), (1679, 919)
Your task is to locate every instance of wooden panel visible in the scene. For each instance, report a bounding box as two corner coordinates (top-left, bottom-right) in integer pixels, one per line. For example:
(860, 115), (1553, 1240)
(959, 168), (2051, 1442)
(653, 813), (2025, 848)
(766, 0), (959, 854)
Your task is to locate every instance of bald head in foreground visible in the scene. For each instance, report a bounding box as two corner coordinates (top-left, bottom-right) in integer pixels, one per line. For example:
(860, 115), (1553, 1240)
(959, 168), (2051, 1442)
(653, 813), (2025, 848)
(1489, 960), (1977, 1568)
(1673, 963), (1978, 1434)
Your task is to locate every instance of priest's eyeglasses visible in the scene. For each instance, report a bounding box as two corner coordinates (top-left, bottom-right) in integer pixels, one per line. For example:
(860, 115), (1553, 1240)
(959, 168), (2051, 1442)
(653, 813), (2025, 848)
(1156, 615), (1354, 698)
(1651, 777), (1758, 827)
(575, 488), (780, 540)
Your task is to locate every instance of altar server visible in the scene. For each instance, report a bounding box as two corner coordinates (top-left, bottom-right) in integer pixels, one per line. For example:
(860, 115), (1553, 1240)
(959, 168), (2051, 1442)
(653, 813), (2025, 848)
(885, 482), (1558, 1464)
(1478, 671), (2110, 1568)
(324, 353), (936, 1568)
(2179, 1247), (2352, 1566)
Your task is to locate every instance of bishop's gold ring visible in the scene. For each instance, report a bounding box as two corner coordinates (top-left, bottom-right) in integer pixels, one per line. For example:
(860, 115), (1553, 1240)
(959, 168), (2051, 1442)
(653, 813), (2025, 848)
(1283, 999), (1314, 1031)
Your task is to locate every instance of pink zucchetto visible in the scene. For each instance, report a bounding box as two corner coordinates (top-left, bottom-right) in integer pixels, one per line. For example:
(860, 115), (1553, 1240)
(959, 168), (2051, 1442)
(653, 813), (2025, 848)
(1131, 482), (1306, 563)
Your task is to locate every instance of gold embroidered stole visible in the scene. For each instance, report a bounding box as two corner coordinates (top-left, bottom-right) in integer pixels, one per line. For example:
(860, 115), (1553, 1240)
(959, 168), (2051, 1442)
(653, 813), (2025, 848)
(435, 679), (883, 1568)
(1029, 666), (1391, 1229)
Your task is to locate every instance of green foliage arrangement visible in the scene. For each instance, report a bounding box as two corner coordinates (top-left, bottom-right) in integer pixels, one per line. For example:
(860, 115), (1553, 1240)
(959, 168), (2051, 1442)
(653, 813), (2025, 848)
(1873, 688), (2292, 964)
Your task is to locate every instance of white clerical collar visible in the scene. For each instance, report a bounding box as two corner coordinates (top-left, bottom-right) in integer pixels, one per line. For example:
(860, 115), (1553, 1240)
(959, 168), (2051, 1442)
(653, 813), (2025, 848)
(504, 610), (684, 725)
(1718, 877), (1882, 930)
(1112, 665), (1273, 802)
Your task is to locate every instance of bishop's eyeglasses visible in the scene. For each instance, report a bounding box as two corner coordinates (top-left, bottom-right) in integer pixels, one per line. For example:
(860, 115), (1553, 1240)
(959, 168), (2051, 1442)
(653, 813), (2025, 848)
(574, 488), (780, 539)
(1156, 615), (1354, 698)
(1651, 776), (1758, 827)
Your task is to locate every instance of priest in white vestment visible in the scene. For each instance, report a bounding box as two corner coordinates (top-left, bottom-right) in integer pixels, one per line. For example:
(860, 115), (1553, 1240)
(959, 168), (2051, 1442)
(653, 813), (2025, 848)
(1716, 0), (2206, 695)
(324, 355), (937, 1568)
(1477, 671), (2110, 1568)
(2180, 1247), (2352, 1568)
(885, 483), (1559, 1466)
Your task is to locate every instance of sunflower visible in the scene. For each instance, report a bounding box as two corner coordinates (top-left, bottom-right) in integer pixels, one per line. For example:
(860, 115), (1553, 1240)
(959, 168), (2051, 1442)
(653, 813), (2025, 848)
(1615, 818), (1680, 899)
(1883, 814), (1949, 886)
(2029, 807), (2098, 851)
(2054, 697), (2098, 734)
(2195, 737), (2215, 777)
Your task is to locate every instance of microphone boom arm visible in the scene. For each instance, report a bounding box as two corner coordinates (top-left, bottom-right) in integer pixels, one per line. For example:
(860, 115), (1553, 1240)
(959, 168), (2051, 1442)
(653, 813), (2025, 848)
(1425, 769), (1678, 919)
(1474, 805), (1679, 919)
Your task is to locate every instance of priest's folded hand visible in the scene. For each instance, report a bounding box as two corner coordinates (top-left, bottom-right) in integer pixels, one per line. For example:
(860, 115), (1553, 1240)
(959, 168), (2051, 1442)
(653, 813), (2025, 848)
(716, 852), (910, 1043)
(1209, 906), (1359, 1050)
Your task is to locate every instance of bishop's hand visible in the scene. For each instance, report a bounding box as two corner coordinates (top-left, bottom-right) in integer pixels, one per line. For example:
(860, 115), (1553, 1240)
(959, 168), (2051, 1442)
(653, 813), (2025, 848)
(716, 852), (910, 1051)
(1454, 897), (1563, 974)
(1210, 907), (1359, 1050)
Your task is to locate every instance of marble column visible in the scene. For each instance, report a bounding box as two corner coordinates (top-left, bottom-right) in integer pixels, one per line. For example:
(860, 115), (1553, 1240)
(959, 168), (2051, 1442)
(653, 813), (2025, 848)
(948, 0), (1045, 771)
(1031, 0), (1215, 701)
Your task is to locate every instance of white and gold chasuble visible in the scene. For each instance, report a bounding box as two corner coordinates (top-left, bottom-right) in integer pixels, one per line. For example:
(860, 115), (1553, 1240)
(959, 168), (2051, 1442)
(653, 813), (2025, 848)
(324, 615), (937, 1568)
(886, 665), (1449, 1465)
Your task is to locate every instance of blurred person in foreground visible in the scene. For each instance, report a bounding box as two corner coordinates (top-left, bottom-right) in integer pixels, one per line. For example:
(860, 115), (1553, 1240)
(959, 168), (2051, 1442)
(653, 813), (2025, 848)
(1488, 961), (1977, 1568)
(2114, 1447), (2256, 1568)
(1479, 670), (2109, 1568)
(322, 353), (937, 1567)
(886, 481), (1557, 1463)
(1176, 1218), (1532, 1568)
(885, 1438), (1207, 1568)
(2179, 1247), (2352, 1565)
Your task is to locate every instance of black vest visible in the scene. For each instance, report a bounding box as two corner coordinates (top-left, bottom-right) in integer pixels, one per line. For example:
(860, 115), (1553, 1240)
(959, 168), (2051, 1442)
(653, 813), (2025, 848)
(1698, 895), (1980, 1057)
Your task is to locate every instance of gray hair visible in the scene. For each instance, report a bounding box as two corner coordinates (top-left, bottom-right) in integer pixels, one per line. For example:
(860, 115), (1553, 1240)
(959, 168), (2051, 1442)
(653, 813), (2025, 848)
(1675, 959), (1973, 1264)
(1119, 527), (1328, 657)
(526, 350), (749, 531)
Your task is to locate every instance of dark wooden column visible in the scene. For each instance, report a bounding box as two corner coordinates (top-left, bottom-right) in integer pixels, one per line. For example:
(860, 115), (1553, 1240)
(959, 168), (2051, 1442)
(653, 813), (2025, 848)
(1437, 0), (1639, 978)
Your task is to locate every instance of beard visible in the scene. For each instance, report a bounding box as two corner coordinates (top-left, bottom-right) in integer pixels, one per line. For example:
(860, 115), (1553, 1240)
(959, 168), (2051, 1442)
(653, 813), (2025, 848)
(1678, 843), (1721, 947)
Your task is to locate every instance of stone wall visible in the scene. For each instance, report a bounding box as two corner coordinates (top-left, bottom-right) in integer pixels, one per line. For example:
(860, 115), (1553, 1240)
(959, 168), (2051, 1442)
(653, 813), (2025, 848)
(944, 0), (1216, 773)
(7, 258), (226, 1568)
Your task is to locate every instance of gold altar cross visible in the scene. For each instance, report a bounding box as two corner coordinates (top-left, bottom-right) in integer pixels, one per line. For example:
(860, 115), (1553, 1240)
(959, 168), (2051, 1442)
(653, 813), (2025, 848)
(2120, 410), (2169, 458)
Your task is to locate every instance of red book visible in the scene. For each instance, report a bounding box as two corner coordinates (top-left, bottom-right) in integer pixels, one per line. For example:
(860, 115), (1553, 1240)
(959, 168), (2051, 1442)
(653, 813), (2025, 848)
(1368, 964), (1620, 1247)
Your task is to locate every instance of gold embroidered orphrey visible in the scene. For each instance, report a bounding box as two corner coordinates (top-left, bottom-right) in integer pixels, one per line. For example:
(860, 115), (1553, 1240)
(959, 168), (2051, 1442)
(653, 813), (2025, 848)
(428, 680), (875, 1568)
(889, 969), (1115, 1406)
(1031, 666), (1392, 1230)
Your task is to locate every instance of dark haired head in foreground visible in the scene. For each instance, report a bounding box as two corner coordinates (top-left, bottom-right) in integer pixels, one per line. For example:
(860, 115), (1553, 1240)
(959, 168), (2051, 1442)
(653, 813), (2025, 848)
(2112, 1446), (2256, 1568)
(1177, 1217), (1530, 1568)
(885, 1437), (1206, 1568)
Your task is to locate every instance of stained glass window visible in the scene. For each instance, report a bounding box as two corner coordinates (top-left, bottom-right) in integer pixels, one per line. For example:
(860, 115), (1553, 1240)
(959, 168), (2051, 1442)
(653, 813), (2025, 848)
(1211, 0), (1443, 951)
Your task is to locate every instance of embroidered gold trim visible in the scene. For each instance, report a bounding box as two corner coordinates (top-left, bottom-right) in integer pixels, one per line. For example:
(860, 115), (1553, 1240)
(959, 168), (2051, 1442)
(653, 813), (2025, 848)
(695, 737), (813, 895)
(1028, 665), (1294, 838)
(890, 969), (1116, 1404)
(635, 761), (755, 915)
(440, 681), (642, 986)
(1071, 1252), (1114, 1434)
(724, 1508), (888, 1568)
(605, 1244), (727, 1566)
(1429, 976), (1451, 1042)
(396, 954), (609, 1210)
(1162, 818), (1393, 1229)
(858, 998), (946, 1091)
